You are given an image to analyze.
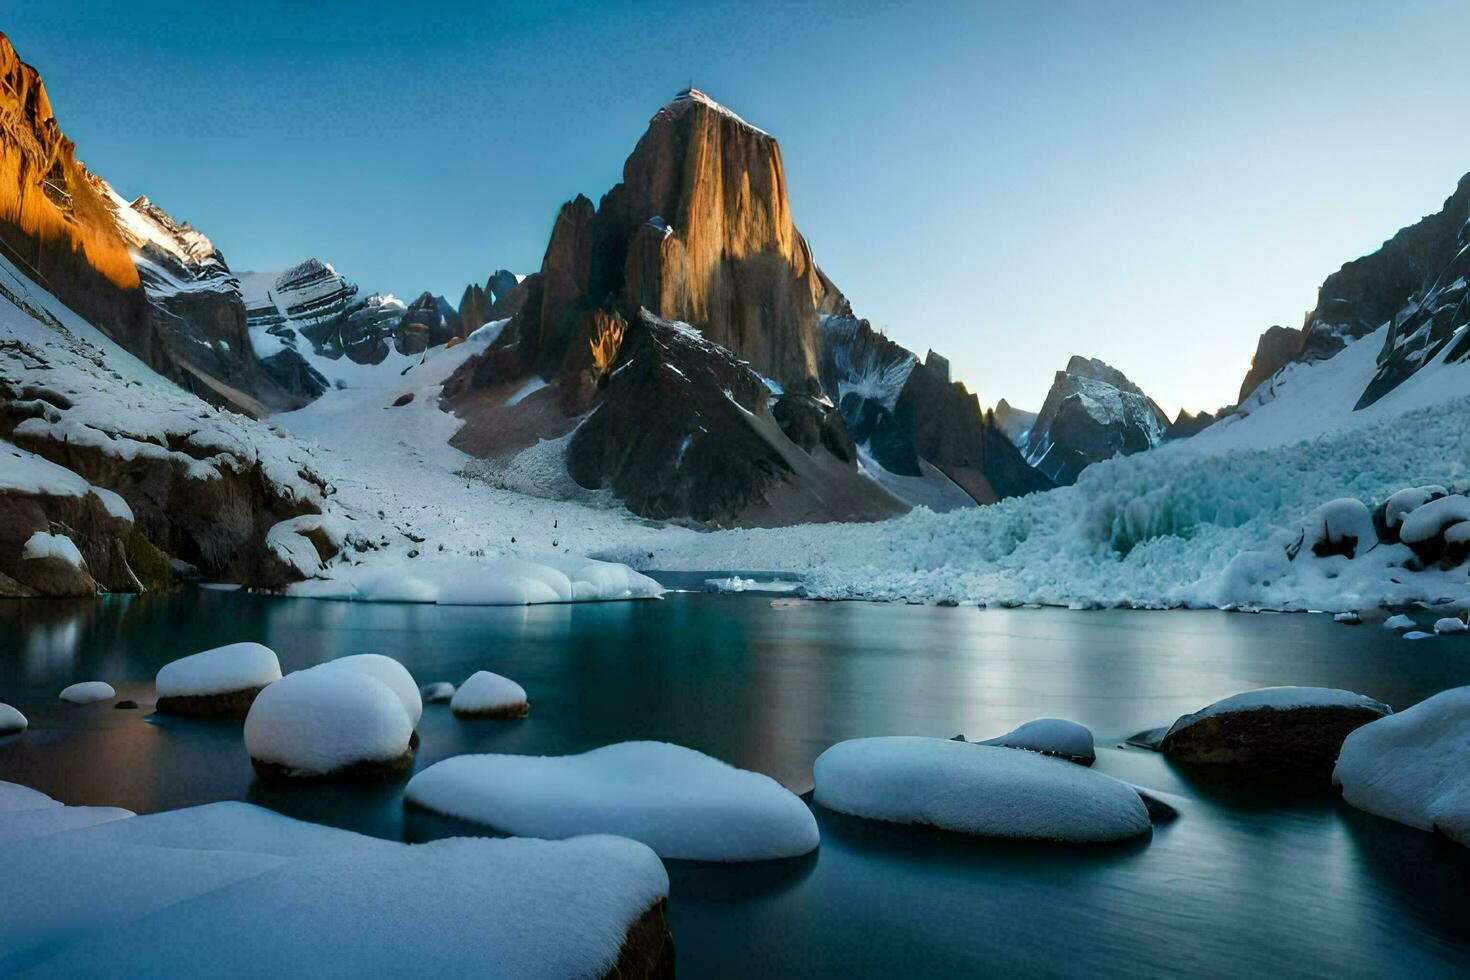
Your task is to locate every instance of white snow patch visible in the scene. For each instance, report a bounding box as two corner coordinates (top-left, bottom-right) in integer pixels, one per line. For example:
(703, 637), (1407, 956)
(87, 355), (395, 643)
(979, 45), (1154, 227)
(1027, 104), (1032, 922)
(406, 741), (819, 861)
(977, 718), (1096, 763)
(58, 681), (114, 704)
(1334, 686), (1470, 846)
(1434, 616), (1468, 635)
(319, 654), (422, 728)
(22, 531), (84, 567)
(155, 642), (282, 698)
(0, 705), (27, 735)
(813, 737), (1151, 842)
(243, 666), (413, 776)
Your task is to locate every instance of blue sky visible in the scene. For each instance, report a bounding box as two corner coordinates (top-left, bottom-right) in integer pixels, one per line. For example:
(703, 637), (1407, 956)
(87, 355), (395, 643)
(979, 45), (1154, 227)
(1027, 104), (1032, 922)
(9, 1), (1470, 414)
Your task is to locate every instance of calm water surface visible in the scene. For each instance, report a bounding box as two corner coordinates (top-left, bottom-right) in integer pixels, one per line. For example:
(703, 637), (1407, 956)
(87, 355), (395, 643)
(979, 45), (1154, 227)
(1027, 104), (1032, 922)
(2, 589), (1468, 978)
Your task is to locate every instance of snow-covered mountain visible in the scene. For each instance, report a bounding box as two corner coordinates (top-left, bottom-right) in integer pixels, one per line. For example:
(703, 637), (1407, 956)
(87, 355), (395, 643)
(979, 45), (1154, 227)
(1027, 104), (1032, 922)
(1020, 356), (1169, 486)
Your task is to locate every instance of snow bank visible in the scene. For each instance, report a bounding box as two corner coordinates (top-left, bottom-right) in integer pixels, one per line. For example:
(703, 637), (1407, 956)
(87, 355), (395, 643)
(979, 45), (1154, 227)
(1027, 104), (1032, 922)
(451, 671), (528, 719)
(0, 800), (668, 977)
(58, 681), (114, 704)
(155, 642), (281, 698)
(813, 737), (1151, 842)
(22, 530), (85, 566)
(1334, 687), (1470, 846)
(977, 718), (1095, 764)
(0, 704), (25, 735)
(406, 741), (820, 861)
(320, 654), (421, 727)
(1164, 687), (1390, 737)
(0, 781), (133, 843)
(286, 556), (664, 606)
(243, 666), (413, 778)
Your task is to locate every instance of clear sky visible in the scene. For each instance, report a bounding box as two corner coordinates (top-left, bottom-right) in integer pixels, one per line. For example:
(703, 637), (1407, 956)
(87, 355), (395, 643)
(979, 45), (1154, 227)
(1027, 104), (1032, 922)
(9, 1), (1470, 415)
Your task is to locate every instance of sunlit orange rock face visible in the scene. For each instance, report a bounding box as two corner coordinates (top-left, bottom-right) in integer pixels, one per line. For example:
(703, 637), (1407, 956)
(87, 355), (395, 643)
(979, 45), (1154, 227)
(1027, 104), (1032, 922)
(524, 89), (846, 392)
(0, 33), (148, 341)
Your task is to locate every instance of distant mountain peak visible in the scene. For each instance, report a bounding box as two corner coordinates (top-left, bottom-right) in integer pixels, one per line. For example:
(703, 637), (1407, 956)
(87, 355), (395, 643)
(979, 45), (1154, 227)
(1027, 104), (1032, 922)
(660, 86), (769, 136)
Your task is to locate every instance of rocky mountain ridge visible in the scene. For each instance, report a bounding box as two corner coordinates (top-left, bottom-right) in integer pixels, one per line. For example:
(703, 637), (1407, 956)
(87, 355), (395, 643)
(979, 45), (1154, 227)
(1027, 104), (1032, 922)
(1019, 355), (1169, 486)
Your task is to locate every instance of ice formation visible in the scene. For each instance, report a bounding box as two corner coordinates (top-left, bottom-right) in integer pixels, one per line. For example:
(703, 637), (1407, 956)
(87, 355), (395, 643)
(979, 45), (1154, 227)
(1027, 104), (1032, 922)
(406, 741), (820, 861)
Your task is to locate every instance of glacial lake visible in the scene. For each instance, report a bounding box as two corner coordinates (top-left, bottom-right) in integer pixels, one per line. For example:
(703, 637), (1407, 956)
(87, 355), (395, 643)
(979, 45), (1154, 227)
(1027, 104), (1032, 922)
(2, 587), (1469, 978)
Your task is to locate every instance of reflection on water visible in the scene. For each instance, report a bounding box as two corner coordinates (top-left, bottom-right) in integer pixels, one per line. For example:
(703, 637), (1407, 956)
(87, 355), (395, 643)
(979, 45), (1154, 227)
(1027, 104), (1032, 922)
(2, 589), (1469, 976)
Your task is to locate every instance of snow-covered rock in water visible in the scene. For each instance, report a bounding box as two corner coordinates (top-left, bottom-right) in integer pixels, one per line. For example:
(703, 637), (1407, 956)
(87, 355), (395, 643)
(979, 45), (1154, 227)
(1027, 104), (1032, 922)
(976, 718), (1096, 765)
(154, 642), (282, 717)
(1398, 493), (1470, 562)
(0, 780), (133, 843)
(1291, 498), (1377, 560)
(0, 703), (26, 734)
(406, 741), (819, 861)
(813, 737), (1150, 842)
(287, 556), (664, 606)
(420, 682), (455, 703)
(1434, 616), (1468, 635)
(0, 800), (672, 977)
(1333, 611), (1363, 624)
(1334, 686), (1470, 847)
(58, 681), (115, 704)
(451, 671), (528, 719)
(1405, 630), (1436, 640)
(1383, 614), (1417, 630)
(243, 666), (414, 780)
(1160, 687), (1391, 776)
(319, 654), (422, 728)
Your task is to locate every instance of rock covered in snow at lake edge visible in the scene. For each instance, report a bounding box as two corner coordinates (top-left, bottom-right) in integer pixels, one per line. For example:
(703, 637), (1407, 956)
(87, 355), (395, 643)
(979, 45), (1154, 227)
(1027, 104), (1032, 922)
(155, 642), (282, 718)
(318, 654), (422, 727)
(406, 741), (819, 861)
(1435, 617), (1469, 635)
(58, 681), (115, 704)
(813, 736), (1151, 842)
(420, 682), (455, 703)
(976, 718), (1096, 765)
(451, 671), (529, 719)
(1398, 493), (1470, 562)
(1290, 498), (1377, 560)
(1160, 687), (1391, 776)
(1383, 614), (1416, 630)
(0, 703), (26, 734)
(285, 555), (664, 605)
(0, 799), (672, 977)
(244, 665), (415, 781)
(1334, 687), (1470, 847)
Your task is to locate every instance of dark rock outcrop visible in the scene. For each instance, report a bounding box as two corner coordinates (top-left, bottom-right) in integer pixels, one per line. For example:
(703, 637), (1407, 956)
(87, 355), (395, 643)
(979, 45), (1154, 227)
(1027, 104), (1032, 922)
(1237, 324), (1303, 403)
(458, 282), (489, 339)
(993, 398), (1037, 447)
(1165, 406), (1228, 440)
(395, 292), (459, 354)
(0, 465), (140, 597)
(1022, 356), (1168, 486)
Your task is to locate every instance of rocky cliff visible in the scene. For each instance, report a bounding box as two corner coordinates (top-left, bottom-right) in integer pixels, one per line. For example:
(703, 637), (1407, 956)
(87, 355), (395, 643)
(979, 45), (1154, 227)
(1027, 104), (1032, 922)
(0, 33), (151, 362)
(1022, 356), (1168, 486)
(1234, 171), (1470, 411)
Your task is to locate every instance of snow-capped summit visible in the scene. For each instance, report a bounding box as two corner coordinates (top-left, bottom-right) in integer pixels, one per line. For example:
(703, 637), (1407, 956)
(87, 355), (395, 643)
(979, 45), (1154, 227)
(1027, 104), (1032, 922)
(661, 87), (769, 136)
(1022, 356), (1169, 486)
(239, 258), (359, 332)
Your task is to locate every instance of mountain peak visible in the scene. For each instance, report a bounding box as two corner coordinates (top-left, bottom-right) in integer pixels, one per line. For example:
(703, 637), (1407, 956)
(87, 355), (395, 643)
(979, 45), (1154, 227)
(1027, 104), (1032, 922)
(659, 87), (768, 136)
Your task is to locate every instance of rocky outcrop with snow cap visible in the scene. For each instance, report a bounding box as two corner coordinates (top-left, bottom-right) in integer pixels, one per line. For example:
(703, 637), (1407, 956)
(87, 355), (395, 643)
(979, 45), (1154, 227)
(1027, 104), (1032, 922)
(1022, 355), (1169, 486)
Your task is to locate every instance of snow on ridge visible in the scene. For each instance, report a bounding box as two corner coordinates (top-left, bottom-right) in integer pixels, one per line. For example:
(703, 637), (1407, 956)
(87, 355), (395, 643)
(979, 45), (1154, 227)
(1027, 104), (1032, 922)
(661, 87), (771, 137)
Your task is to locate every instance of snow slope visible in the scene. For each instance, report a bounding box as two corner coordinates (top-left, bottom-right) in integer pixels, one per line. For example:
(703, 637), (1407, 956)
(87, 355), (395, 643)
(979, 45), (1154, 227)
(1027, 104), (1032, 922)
(624, 323), (1470, 609)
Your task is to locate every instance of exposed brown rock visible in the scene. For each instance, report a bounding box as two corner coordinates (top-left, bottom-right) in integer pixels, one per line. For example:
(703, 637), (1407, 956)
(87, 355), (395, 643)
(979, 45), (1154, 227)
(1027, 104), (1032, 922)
(604, 899), (675, 980)
(156, 685), (267, 719)
(1161, 705), (1388, 778)
(0, 473), (141, 597)
(452, 700), (531, 720)
(250, 744), (416, 782)
(458, 282), (489, 339)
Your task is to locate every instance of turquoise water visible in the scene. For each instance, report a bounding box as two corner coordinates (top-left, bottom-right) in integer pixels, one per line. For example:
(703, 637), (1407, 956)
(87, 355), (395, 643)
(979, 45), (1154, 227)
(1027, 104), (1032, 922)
(2, 589), (1468, 977)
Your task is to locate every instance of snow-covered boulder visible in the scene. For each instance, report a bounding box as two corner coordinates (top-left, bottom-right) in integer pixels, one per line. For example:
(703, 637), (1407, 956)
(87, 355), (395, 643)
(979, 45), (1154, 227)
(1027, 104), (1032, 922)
(813, 737), (1150, 842)
(0, 703), (26, 735)
(58, 681), (115, 704)
(1333, 611), (1362, 624)
(976, 718), (1096, 765)
(319, 654), (421, 728)
(1378, 485), (1447, 541)
(287, 555), (665, 606)
(1160, 687), (1391, 776)
(1398, 493), (1470, 562)
(154, 642), (282, 717)
(451, 670), (529, 719)
(243, 666), (414, 780)
(1334, 687), (1470, 847)
(1434, 616), (1468, 635)
(0, 800), (672, 976)
(0, 780), (133, 843)
(420, 682), (455, 703)
(1384, 614), (1416, 630)
(406, 741), (819, 861)
(1290, 498), (1377, 560)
